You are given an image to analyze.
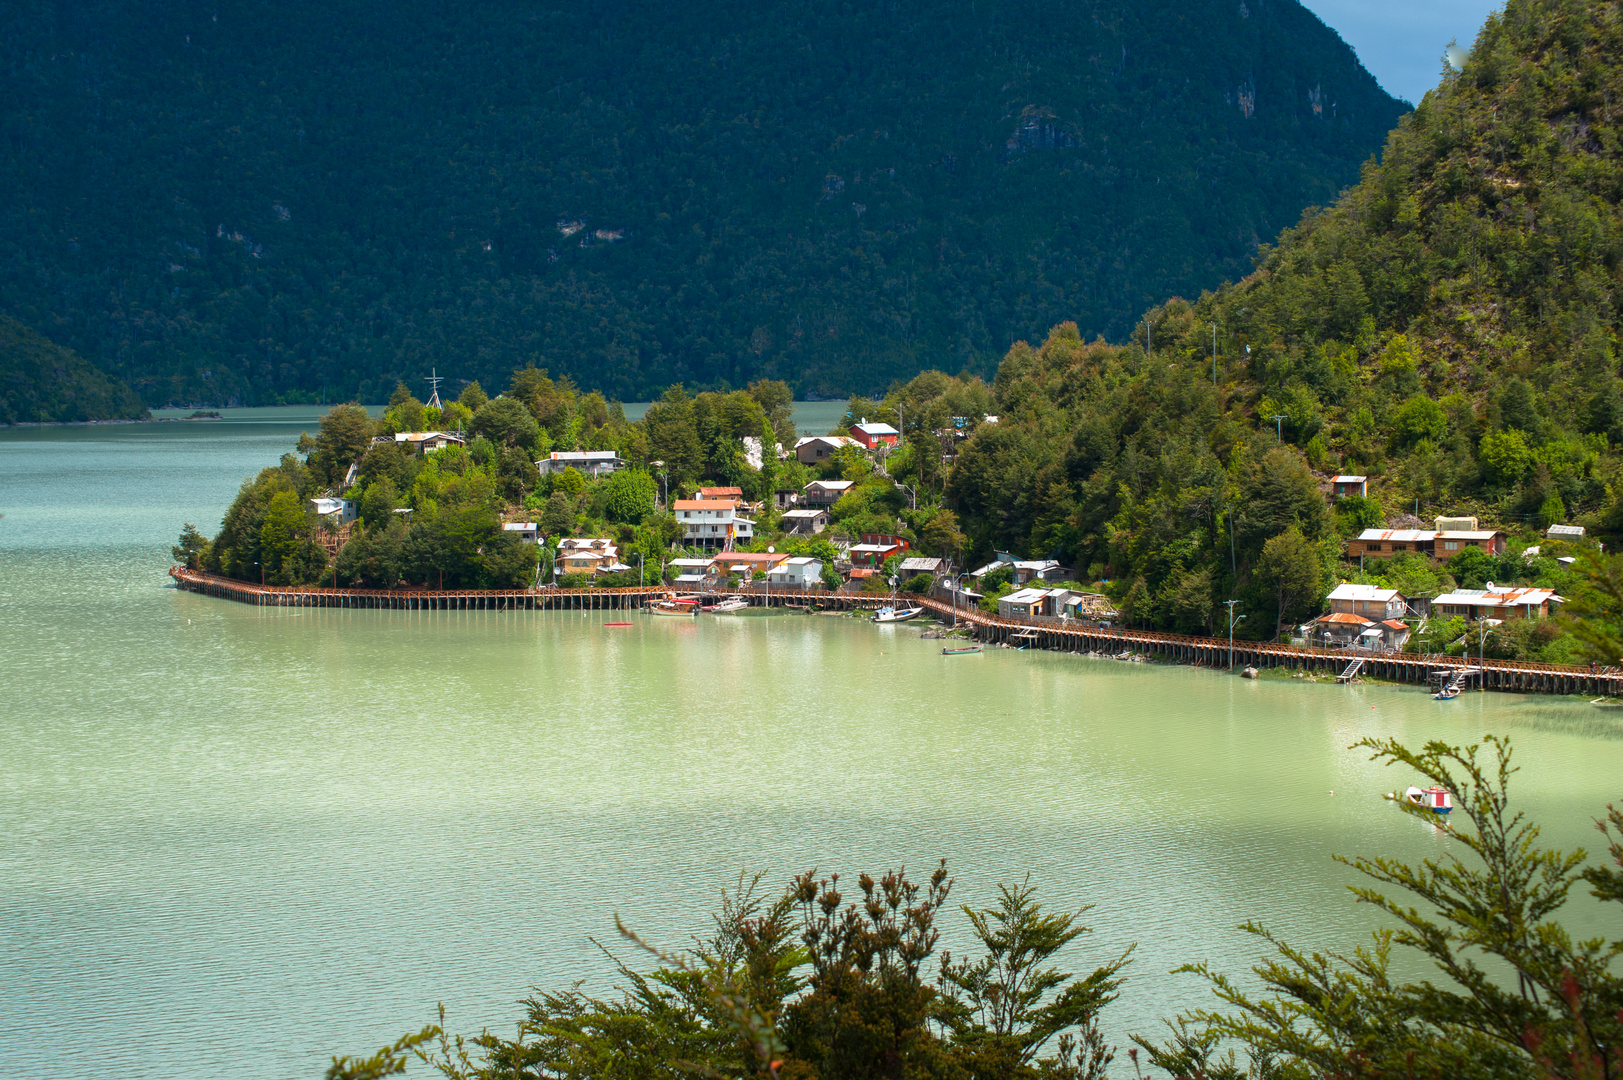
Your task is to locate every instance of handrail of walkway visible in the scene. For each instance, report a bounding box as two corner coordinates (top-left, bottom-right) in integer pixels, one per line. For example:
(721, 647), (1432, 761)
(168, 566), (1615, 681)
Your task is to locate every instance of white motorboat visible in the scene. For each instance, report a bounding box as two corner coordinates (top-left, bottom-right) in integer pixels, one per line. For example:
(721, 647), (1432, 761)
(873, 605), (924, 623)
(704, 597), (750, 613)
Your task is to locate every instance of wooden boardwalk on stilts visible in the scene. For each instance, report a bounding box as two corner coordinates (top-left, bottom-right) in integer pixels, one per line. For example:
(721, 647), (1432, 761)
(168, 567), (1623, 698)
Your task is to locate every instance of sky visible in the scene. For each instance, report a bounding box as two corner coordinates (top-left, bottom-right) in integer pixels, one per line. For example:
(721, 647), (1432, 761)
(1301, 0), (1501, 104)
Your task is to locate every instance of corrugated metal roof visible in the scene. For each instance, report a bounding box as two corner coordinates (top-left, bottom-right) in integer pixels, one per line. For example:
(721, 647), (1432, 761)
(1355, 529), (1436, 542)
(1327, 583), (1400, 602)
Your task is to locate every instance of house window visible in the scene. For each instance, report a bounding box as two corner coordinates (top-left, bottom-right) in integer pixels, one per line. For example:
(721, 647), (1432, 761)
(1444, 540), (1458, 551)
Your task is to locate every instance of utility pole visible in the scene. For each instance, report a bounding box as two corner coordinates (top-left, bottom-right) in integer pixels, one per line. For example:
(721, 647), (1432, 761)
(1225, 600), (1244, 670)
(1270, 414), (1287, 442)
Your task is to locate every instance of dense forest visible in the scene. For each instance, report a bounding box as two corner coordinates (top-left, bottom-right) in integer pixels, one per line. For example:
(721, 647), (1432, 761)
(1, 0), (1402, 406)
(0, 314), (148, 423)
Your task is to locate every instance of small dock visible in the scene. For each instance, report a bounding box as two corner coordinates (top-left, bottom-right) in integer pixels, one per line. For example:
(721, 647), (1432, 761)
(168, 568), (1623, 698)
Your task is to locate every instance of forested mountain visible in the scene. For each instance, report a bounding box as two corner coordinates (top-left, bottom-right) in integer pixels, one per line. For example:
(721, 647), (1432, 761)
(0, 315), (148, 423)
(936, 0), (1623, 648)
(1, 0), (1401, 406)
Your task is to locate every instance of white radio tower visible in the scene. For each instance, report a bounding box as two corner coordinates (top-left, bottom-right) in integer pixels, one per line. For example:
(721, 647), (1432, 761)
(424, 368), (444, 410)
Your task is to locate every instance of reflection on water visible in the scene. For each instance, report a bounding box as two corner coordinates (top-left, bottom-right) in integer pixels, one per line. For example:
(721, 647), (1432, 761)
(1, 413), (1619, 1079)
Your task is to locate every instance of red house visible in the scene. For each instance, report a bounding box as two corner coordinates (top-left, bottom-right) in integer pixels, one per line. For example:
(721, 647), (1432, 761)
(849, 419), (899, 450)
(859, 533), (909, 550)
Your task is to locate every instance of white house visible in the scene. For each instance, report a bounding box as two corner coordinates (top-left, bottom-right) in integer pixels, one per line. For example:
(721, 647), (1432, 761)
(536, 450), (624, 477)
(673, 499), (755, 549)
(1325, 583), (1408, 619)
(767, 557), (824, 587)
(502, 522), (539, 544)
(1547, 523), (1586, 539)
(309, 497), (357, 524)
(392, 431), (466, 454)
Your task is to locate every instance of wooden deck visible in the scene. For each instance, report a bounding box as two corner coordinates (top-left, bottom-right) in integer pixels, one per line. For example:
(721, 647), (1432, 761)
(168, 567), (1623, 697)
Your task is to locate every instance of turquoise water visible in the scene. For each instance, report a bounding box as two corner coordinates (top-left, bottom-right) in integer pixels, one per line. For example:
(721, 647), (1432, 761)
(1, 411), (1619, 1079)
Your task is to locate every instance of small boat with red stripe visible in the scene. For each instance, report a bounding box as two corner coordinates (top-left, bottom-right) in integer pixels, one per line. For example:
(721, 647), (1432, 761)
(1386, 785), (1452, 817)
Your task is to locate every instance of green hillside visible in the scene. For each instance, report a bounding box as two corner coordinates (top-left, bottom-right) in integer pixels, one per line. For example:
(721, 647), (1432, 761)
(1128, 0), (1623, 528)
(0, 316), (149, 424)
(0, 0), (1402, 406)
(931, 0), (1623, 645)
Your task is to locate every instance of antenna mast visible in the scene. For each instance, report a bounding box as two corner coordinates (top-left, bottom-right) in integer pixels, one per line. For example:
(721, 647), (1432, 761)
(424, 368), (444, 410)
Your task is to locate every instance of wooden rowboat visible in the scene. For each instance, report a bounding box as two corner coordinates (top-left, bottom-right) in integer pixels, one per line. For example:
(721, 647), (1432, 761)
(941, 645), (982, 655)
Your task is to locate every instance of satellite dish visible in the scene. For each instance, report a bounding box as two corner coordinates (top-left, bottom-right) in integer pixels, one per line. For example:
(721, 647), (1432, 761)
(768, 545), (775, 553)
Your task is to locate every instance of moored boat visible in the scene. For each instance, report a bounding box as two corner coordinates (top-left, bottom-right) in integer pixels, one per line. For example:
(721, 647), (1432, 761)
(941, 644), (982, 655)
(874, 605), (924, 623)
(648, 595), (701, 616)
(1386, 785), (1453, 816)
(703, 597), (750, 613)
(1434, 686), (1460, 700)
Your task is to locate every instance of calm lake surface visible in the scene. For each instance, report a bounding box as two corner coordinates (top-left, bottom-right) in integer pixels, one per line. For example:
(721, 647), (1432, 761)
(2, 409), (1620, 1079)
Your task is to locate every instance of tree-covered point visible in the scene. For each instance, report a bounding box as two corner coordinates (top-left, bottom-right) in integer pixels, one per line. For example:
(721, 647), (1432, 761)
(0, 315), (148, 424)
(3, 0), (1402, 407)
(188, 310), (1607, 657)
(190, 372), (820, 589)
(329, 735), (1623, 1080)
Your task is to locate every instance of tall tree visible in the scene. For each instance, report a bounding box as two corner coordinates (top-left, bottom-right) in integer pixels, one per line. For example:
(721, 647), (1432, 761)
(1256, 526), (1322, 639)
